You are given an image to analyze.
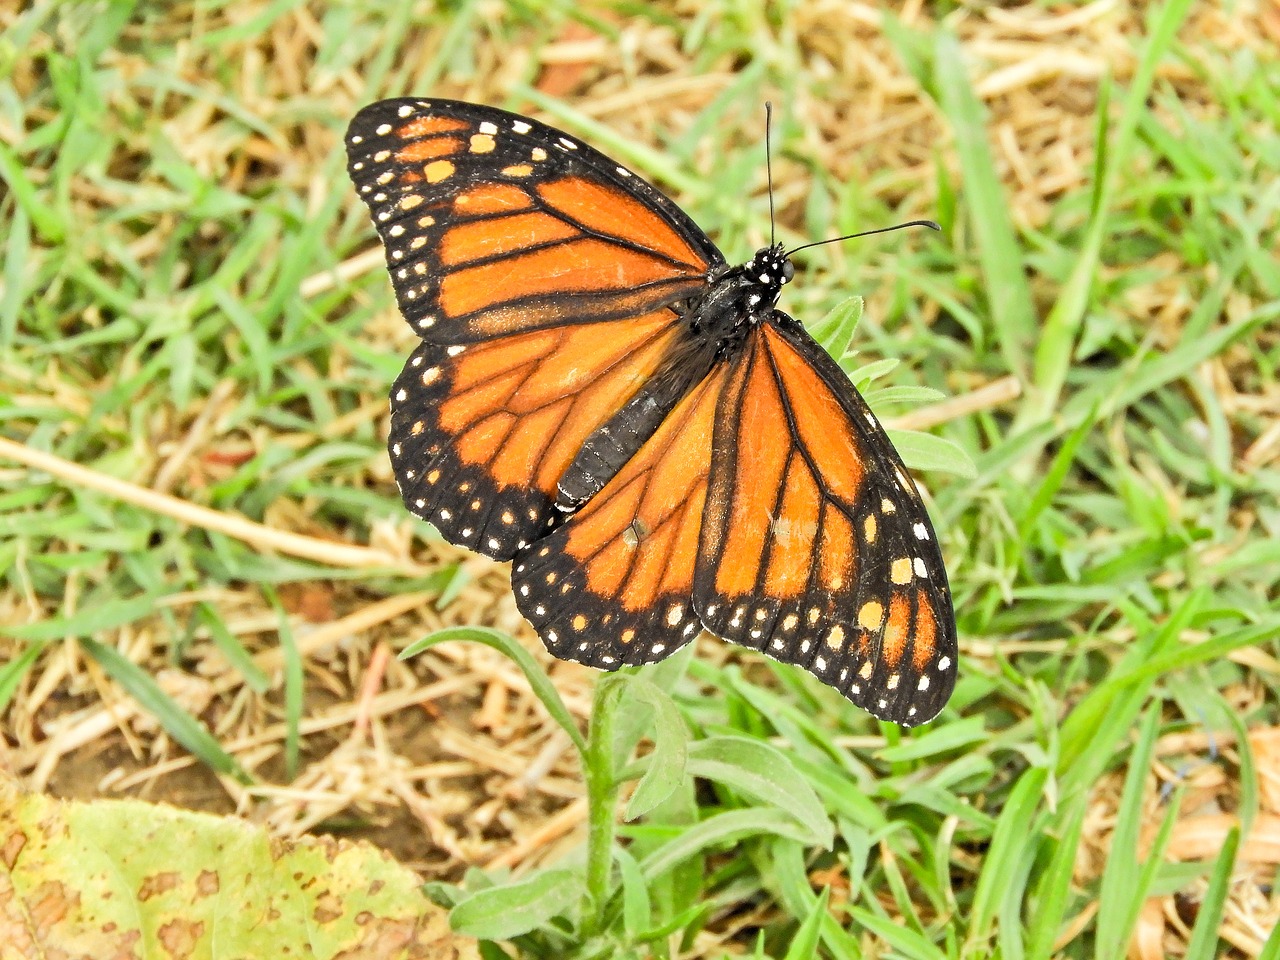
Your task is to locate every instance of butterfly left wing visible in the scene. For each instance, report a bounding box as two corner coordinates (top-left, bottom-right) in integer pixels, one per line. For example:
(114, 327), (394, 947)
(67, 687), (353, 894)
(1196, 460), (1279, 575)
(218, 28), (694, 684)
(693, 318), (957, 725)
(345, 98), (723, 343)
(346, 98), (726, 557)
(511, 361), (733, 666)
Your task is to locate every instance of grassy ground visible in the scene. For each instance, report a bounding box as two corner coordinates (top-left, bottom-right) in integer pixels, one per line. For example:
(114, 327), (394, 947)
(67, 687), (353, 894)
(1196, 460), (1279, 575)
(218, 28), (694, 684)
(2, 0), (1279, 957)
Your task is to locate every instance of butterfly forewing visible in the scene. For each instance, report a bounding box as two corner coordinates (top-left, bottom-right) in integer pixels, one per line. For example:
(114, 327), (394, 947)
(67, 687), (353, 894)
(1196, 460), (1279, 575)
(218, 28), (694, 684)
(345, 98), (723, 342)
(693, 319), (956, 725)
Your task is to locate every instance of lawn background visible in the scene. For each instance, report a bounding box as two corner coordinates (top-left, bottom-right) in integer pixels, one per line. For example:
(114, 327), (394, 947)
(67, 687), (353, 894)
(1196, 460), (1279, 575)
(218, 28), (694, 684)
(2, 1), (1279, 957)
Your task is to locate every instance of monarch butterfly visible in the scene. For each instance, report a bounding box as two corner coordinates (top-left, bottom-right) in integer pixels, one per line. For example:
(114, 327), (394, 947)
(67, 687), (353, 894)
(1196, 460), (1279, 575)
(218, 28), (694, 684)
(346, 98), (956, 726)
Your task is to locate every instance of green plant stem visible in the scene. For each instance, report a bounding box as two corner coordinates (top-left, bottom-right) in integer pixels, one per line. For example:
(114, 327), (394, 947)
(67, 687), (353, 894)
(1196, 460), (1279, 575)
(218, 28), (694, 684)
(581, 680), (621, 940)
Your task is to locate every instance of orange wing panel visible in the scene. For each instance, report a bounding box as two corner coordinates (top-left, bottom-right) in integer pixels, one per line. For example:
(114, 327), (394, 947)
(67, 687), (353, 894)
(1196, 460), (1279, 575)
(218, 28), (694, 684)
(695, 320), (956, 725)
(439, 238), (697, 317)
(513, 364), (730, 667)
(537, 178), (708, 269)
(388, 309), (688, 561)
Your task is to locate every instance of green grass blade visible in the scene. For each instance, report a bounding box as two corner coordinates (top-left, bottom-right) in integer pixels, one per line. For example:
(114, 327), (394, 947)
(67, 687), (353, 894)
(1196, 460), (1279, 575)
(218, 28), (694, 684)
(783, 885), (829, 960)
(963, 765), (1048, 955)
(1095, 708), (1163, 960)
(1028, 0), (1195, 424)
(402, 627), (586, 756)
(0, 642), (45, 711)
(1025, 797), (1088, 960)
(79, 637), (250, 784)
(932, 32), (1036, 380)
(1182, 827), (1239, 960)
(264, 586), (303, 781)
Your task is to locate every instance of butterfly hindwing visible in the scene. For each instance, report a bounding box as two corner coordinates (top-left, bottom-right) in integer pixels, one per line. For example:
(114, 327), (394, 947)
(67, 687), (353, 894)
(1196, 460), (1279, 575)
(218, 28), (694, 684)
(389, 308), (697, 559)
(511, 363), (731, 666)
(693, 318), (956, 725)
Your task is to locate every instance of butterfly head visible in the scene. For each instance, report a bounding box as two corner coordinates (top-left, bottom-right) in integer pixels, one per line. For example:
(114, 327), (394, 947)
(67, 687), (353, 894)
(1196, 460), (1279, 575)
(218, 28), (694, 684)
(745, 244), (794, 289)
(739, 243), (794, 313)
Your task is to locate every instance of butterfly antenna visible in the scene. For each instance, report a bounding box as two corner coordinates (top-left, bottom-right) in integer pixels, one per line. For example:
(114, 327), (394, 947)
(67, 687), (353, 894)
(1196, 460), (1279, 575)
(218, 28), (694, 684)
(765, 102), (776, 247)
(786, 219), (940, 256)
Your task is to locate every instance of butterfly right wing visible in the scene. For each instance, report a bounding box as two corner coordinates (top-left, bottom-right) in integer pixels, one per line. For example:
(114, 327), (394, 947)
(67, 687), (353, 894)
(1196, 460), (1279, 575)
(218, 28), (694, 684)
(692, 318), (957, 725)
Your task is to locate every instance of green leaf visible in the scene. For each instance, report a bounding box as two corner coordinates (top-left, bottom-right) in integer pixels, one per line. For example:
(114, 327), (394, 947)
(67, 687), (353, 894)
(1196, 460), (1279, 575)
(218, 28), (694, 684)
(808, 296), (863, 359)
(685, 736), (833, 848)
(847, 355), (900, 388)
(449, 869), (581, 941)
(614, 845), (651, 941)
(618, 676), (689, 820)
(0, 780), (468, 958)
(887, 429), (977, 477)
(783, 886), (829, 960)
(402, 627), (586, 756)
(640, 808), (818, 881)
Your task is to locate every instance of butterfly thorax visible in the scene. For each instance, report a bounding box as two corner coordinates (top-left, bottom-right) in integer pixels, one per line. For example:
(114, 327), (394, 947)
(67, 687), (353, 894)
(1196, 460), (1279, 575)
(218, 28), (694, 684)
(685, 244), (793, 345)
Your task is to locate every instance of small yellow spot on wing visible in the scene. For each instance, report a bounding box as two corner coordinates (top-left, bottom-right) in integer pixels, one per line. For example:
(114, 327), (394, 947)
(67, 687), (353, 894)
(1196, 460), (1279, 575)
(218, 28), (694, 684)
(858, 600), (884, 630)
(891, 558), (912, 584)
(469, 133), (496, 153)
(424, 159), (455, 183)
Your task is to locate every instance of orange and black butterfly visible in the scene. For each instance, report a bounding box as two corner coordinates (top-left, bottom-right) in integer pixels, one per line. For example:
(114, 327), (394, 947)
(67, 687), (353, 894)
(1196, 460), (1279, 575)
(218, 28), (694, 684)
(346, 98), (956, 725)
